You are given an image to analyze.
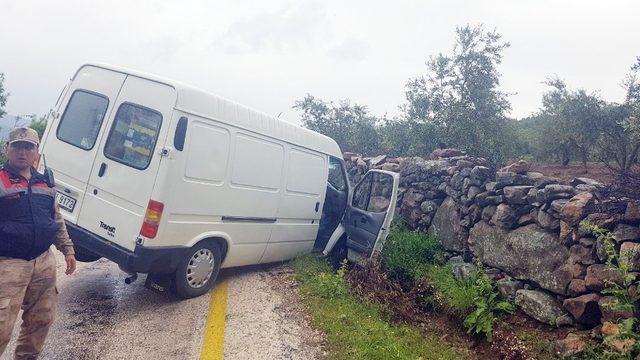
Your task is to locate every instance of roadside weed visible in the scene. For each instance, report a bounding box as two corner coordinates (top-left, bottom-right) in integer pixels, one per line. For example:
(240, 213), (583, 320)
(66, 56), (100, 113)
(291, 255), (464, 360)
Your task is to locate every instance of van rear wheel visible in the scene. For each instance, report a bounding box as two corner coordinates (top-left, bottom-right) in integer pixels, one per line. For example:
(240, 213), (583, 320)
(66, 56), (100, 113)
(173, 241), (221, 299)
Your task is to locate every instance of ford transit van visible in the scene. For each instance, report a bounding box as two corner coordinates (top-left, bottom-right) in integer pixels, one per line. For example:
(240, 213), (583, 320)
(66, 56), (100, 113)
(39, 64), (399, 298)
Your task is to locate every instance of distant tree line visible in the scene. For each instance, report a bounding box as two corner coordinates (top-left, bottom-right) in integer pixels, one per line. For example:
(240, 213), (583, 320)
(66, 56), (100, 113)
(0, 73), (47, 165)
(295, 25), (640, 176)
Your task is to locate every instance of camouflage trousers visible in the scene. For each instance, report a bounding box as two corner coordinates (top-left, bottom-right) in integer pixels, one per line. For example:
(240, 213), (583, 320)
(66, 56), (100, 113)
(0, 250), (57, 360)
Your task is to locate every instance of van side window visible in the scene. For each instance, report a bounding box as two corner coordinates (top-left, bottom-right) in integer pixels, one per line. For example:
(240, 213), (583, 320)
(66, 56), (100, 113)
(104, 103), (162, 170)
(56, 90), (109, 150)
(352, 173), (372, 210)
(328, 157), (347, 192)
(352, 172), (394, 213)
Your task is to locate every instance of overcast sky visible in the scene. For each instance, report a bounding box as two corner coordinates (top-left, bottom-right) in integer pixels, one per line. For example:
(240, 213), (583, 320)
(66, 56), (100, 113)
(1, 0), (638, 124)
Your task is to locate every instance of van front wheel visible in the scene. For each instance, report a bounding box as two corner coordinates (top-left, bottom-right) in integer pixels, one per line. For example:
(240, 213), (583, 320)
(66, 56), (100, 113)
(173, 241), (222, 299)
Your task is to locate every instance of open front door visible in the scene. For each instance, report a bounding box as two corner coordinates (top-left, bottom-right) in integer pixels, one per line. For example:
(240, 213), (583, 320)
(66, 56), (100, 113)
(343, 170), (399, 262)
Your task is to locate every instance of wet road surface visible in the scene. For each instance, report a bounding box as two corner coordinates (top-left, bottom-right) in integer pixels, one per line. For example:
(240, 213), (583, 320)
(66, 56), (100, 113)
(1, 250), (324, 360)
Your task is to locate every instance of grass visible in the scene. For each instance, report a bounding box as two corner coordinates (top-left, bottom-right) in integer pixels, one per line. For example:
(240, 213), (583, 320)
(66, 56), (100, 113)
(379, 229), (478, 318)
(425, 263), (477, 318)
(381, 228), (442, 282)
(291, 255), (466, 360)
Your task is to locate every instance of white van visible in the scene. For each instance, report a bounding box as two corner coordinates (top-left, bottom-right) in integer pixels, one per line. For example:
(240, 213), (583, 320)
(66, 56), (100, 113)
(39, 63), (399, 298)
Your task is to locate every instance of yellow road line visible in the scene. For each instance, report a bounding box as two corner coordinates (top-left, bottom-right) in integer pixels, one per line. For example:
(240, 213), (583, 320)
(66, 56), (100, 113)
(200, 281), (229, 360)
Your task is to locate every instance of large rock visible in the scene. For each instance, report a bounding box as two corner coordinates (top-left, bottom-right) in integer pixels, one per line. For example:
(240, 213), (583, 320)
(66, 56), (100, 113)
(475, 192), (503, 207)
(469, 222), (572, 294)
(569, 244), (596, 265)
(503, 186), (533, 205)
(500, 160), (531, 174)
(567, 279), (588, 297)
(560, 192), (595, 226)
(490, 204), (517, 229)
(428, 197), (467, 252)
(541, 184), (575, 202)
(496, 278), (524, 301)
(584, 264), (623, 292)
(620, 242), (640, 271)
(470, 166), (491, 182)
(563, 293), (602, 326)
(612, 224), (640, 241)
(515, 290), (566, 325)
(554, 333), (587, 357)
(534, 176), (561, 188)
(624, 201), (640, 224)
(570, 177), (603, 187)
(368, 154), (387, 166)
(584, 212), (616, 229)
(599, 296), (635, 323)
(537, 210), (560, 231)
(402, 188), (425, 208)
(495, 172), (533, 189)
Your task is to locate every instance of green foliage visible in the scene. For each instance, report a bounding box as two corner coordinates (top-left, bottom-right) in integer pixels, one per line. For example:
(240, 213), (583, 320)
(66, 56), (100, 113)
(581, 222), (640, 314)
(381, 229), (443, 282)
(462, 268), (515, 342)
(29, 115), (47, 138)
(425, 263), (515, 343)
(313, 260), (349, 300)
(0, 73), (8, 165)
(426, 263), (478, 317)
(581, 222), (640, 358)
(0, 73), (8, 119)
(380, 228), (513, 342)
(290, 255), (465, 360)
(401, 25), (515, 164)
(293, 94), (382, 155)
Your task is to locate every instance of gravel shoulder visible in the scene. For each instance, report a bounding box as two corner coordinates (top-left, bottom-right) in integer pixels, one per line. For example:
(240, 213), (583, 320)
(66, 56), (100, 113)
(223, 264), (326, 360)
(1, 250), (325, 360)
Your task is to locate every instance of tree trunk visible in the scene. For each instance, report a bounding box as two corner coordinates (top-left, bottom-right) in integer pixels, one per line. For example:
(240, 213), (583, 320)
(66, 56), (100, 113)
(561, 147), (570, 166)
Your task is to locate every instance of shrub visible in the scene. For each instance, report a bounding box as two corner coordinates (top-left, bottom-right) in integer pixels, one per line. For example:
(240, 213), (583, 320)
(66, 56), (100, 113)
(424, 264), (514, 342)
(463, 269), (515, 342)
(313, 260), (349, 300)
(425, 263), (477, 317)
(581, 222), (640, 358)
(581, 222), (640, 315)
(382, 229), (442, 282)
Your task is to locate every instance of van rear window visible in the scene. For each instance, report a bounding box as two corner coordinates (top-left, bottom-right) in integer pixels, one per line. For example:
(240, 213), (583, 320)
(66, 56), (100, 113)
(104, 103), (162, 170)
(56, 90), (109, 150)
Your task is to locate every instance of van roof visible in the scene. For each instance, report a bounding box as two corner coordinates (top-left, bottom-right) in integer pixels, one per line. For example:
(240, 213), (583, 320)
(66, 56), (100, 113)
(76, 63), (343, 158)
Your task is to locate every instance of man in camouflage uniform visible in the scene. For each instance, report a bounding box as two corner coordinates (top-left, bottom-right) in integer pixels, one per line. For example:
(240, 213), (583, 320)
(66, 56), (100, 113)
(0, 127), (76, 359)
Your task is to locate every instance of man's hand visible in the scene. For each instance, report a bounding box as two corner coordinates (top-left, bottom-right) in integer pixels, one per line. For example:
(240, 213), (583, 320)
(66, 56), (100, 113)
(65, 254), (77, 275)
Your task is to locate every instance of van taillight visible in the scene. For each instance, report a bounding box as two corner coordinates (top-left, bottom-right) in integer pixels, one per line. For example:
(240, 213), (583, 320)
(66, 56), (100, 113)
(140, 200), (164, 238)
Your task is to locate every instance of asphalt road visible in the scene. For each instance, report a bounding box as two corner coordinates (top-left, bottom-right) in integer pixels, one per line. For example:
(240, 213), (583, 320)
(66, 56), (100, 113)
(1, 250), (325, 360)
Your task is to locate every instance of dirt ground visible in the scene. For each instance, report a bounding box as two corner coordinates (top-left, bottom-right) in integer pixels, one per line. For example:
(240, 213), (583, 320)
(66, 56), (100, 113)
(528, 161), (614, 184)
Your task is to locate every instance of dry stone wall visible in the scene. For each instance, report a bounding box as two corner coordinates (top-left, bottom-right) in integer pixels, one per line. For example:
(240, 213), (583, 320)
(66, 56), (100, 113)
(344, 149), (640, 328)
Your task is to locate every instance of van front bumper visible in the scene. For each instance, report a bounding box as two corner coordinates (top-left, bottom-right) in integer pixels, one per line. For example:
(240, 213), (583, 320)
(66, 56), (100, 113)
(66, 222), (187, 274)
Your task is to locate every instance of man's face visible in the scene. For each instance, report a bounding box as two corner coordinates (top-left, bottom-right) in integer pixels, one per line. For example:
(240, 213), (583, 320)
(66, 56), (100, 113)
(5, 141), (39, 170)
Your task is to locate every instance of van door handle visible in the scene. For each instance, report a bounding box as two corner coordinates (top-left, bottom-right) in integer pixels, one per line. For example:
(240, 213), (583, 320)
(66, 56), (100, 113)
(98, 163), (107, 177)
(315, 202), (320, 212)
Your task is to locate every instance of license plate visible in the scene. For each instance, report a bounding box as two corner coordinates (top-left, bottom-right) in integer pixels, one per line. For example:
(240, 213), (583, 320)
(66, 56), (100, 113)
(55, 192), (77, 212)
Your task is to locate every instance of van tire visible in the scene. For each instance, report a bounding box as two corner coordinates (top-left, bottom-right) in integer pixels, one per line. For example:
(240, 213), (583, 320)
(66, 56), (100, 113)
(173, 241), (222, 299)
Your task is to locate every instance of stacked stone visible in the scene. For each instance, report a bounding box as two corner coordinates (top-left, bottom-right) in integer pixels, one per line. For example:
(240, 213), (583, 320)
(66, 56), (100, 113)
(343, 150), (640, 330)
